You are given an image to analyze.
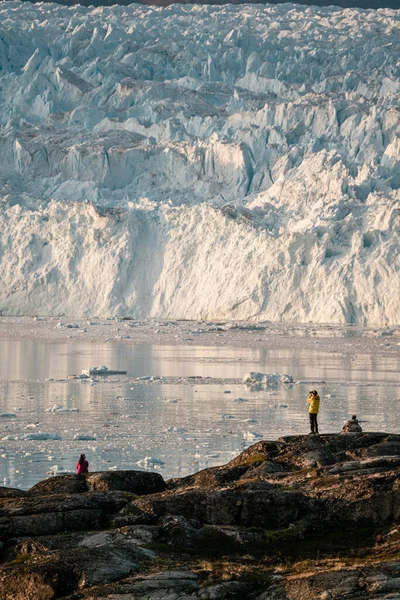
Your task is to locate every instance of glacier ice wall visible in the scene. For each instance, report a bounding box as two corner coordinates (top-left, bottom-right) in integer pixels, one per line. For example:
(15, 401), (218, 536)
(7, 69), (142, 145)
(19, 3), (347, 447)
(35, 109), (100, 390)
(0, 1), (399, 325)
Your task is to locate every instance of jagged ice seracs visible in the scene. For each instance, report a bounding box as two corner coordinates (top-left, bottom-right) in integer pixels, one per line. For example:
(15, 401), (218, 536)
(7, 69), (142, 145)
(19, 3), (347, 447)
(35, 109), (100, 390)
(0, 1), (399, 325)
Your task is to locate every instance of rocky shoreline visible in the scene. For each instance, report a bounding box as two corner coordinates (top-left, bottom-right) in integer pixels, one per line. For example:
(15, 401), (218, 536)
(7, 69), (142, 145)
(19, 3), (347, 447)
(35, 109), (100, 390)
(2, 432), (400, 599)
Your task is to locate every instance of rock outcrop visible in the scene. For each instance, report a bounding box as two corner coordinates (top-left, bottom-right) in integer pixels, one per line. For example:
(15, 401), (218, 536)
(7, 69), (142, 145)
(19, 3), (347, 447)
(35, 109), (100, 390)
(29, 470), (166, 496)
(3, 435), (400, 599)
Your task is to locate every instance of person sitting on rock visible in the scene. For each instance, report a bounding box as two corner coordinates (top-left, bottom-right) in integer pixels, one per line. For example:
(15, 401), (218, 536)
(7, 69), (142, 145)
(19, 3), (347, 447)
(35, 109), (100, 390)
(76, 454), (89, 474)
(307, 390), (320, 434)
(341, 415), (362, 433)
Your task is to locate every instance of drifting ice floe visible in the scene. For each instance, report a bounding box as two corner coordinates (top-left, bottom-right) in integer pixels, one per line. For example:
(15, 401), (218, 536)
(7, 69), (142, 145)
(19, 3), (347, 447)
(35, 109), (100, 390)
(2, 432), (62, 441)
(0, 2), (398, 325)
(82, 366), (127, 376)
(137, 456), (165, 469)
(243, 431), (263, 442)
(163, 427), (188, 434)
(242, 372), (294, 385)
(45, 404), (79, 413)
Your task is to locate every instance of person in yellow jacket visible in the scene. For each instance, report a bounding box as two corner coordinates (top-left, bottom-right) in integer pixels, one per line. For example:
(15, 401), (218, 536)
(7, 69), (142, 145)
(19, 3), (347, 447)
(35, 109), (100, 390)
(307, 390), (320, 434)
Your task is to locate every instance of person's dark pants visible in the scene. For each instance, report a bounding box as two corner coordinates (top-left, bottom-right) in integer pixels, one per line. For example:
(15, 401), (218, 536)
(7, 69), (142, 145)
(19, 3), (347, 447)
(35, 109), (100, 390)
(309, 413), (318, 433)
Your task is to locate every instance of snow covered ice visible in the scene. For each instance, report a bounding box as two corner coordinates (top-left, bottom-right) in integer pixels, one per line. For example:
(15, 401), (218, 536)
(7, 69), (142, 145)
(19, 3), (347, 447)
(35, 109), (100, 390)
(0, 2), (399, 324)
(242, 372), (294, 385)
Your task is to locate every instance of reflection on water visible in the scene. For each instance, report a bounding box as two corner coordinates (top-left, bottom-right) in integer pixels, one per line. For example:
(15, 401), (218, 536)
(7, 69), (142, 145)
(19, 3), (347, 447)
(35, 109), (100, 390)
(0, 339), (399, 383)
(0, 339), (399, 490)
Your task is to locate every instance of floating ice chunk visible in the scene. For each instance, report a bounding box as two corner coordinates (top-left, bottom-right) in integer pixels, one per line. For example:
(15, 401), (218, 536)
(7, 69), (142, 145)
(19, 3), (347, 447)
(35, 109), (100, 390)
(56, 322), (80, 329)
(136, 456), (165, 469)
(45, 404), (62, 412)
(24, 432), (62, 441)
(46, 404), (79, 413)
(82, 366), (127, 375)
(73, 434), (97, 441)
(25, 423), (39, 430)
(163, 426), (188, 434)
(46, 465), (65, 475)
(243, 431), (263, 441)
(242, 372), (294, 385)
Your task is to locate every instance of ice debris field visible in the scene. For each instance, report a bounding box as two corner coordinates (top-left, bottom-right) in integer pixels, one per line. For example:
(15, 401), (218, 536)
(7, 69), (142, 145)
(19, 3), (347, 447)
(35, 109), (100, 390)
(0, 1), (399, 324)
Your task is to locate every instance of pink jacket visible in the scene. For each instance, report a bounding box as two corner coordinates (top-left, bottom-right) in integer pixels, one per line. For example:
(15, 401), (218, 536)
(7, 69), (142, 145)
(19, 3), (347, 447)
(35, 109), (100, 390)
(76, 460), (89, 474)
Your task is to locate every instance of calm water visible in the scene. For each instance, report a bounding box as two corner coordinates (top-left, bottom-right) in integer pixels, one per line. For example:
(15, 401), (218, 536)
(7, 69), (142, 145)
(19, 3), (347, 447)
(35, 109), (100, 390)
(0, 339), (399, 489)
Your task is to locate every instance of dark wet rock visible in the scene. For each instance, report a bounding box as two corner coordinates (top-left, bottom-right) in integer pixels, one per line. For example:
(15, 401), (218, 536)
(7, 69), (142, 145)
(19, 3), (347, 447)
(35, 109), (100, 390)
(87, 470), (166, 495)
(0, 486), (28, 498)
(29, 470), (166, 496)
(29, 474), (89, 495)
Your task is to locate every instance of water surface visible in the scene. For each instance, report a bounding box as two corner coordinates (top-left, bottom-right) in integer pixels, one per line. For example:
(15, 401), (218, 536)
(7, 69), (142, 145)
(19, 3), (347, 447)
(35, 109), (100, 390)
(0, 339), (399, 489)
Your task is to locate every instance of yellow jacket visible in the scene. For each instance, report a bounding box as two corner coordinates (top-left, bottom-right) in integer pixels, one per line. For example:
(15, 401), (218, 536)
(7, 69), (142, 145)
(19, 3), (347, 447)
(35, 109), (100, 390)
(307, 394), (320, 414)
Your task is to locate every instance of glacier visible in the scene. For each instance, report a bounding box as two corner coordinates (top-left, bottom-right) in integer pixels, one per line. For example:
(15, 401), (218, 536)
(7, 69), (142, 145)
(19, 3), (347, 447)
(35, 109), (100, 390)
(0, 1), (399, 325)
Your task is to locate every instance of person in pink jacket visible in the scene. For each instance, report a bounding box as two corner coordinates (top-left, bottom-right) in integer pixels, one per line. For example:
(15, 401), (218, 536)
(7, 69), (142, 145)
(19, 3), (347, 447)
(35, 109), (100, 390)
(76, 454), (89, 474)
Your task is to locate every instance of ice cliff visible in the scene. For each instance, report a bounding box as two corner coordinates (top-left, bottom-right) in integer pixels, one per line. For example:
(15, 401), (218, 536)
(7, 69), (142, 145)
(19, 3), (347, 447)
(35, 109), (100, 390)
(0, 1), (399, 325)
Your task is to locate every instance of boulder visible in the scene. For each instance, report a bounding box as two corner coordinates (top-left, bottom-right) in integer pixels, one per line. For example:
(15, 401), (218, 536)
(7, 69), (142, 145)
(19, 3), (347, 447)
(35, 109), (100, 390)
(28, 471), (166, 496)
(225, 441), (282, 469)
(0, 487), (27, 498)
(171, 465), (249, 489)
(87, 470), (166, 495)
(29, 474), (88, 495)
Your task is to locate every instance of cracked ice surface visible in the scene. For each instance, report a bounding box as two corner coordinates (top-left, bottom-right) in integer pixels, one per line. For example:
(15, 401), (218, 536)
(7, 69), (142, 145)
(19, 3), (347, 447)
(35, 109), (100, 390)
(0, 2), (399, 324)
